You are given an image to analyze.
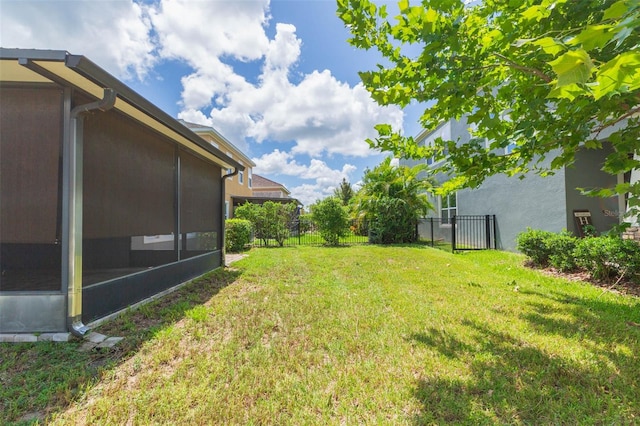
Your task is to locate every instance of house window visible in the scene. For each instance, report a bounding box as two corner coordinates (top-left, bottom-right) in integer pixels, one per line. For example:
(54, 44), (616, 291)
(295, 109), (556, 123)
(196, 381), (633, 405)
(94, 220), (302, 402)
(225, 201), (229, 219)
(239, 171), (244, 185)
(248, 170), (252, 188)
(440, 192), (457, 225)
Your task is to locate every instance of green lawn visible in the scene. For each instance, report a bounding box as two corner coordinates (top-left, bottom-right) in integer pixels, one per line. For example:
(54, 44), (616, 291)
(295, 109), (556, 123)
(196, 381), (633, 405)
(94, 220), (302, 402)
(2, 245), (640, 424)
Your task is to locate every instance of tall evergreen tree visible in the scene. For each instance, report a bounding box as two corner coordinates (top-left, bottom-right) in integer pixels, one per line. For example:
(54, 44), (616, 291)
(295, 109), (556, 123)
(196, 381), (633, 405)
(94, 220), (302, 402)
(333, 177), (355, 206)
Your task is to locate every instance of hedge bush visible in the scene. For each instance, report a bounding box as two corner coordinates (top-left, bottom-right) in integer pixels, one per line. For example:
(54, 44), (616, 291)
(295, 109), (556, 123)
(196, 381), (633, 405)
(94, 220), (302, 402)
(368, 197), (417, 244)
(225, 219), (252, 252)
(575, 236), (640, 282)
(515, 228), (556, 267)
(547, 232), (579, 272)
(517, 228), (640, 284)
(311, 197), (349, 246)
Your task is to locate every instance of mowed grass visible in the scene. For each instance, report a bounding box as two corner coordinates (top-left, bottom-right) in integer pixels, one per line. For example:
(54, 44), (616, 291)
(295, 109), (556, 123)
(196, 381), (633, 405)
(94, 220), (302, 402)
(3, 245), (640, 424)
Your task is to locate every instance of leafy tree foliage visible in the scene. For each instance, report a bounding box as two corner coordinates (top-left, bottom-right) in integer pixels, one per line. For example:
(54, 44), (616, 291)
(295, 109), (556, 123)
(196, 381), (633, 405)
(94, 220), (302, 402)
(353, 157), (433, 243)
(311, 197), (350, 245)
(234, 201), (297, 247)
(354, 157), (433, 218)
(333, 177), (356, 206)
(368, 197), (417, 244)
(225, 219), (252, 252)
(338, 0), (640, 216)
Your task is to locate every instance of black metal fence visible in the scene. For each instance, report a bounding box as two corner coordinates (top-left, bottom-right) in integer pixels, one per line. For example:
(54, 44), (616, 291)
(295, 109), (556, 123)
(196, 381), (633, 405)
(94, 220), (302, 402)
(244, 214), (496, 250)
(250, 217), (370, 247)
(419, 215), (497, 252)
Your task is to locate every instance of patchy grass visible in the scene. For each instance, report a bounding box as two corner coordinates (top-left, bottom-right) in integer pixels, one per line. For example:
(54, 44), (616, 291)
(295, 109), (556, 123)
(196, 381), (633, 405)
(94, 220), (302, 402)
(2, 246), (640, 424)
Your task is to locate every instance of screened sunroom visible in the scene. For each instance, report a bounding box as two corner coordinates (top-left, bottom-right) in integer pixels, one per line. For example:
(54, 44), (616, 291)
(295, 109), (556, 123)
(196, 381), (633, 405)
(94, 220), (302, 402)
(0, 49), (243, 334)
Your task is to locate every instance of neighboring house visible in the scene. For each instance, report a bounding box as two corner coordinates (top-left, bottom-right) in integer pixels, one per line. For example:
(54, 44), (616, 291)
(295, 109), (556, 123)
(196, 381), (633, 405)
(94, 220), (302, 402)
(252, 174), (292, 198)
(179, 120), (256, 220)
(229, 174), (299, 215)
(401, 117), (623, 251)
(0, 48), (244, 334)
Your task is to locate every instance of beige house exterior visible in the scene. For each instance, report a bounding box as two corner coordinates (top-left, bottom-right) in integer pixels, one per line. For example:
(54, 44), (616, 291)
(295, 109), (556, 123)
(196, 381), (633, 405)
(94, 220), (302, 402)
(181, 121), (256, 218)
(251, 174), (292, 198)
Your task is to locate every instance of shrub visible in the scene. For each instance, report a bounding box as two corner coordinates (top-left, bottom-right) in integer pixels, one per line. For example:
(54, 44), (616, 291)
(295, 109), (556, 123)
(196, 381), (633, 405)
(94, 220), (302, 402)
(311, 197), (350, 246)
(368, 197), (417, 244)
(547, 232), (579, 272)
(516, 228), (556, 266)
(225, 219), (252, 252)
(235, 201), (297, 247)
(575, 236), (640, 282)
(612, 239), (640, 281)
(574, 237), (619, 281)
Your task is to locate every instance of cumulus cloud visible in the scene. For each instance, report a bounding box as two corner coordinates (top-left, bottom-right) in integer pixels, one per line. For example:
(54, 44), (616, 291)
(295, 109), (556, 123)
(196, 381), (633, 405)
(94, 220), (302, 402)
(150, 0), (269, 64)
(253, 150), (356, 206)
(148, 1), (403, 158)
(0, 0), (156, 80)
(205, 26), (404, 158)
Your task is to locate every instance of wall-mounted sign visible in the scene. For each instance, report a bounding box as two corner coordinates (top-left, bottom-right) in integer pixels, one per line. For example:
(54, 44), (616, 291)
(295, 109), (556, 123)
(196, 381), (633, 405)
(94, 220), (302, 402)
(573, 210), (593, 237)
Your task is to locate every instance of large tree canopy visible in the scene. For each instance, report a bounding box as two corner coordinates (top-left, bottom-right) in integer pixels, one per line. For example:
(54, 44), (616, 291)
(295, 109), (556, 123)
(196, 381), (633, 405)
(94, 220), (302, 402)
(337, 0), (640, 217)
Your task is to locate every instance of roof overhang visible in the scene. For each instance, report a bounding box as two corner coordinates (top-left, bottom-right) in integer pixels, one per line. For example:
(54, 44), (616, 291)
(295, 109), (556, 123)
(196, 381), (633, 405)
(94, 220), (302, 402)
(0, 48), (244, 171)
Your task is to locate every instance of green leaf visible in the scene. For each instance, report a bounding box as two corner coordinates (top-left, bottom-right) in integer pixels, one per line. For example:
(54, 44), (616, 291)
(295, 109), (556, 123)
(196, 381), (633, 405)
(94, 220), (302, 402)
(522, 5), (551, 22)
(567, 25), (613, 51)
(603, 1), (629, 20)
(612, 23), (634, 47)
(583, 139), (602, 149)
(547, 83), (589, 100)
(548, 49), (593, 87)
(532, 37), (566, 56)
(425, 7), (438, 23)
(594, 51), (640, 99)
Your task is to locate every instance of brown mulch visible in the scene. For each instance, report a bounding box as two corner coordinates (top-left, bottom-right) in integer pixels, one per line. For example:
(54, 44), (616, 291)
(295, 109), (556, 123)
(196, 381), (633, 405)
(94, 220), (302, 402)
(527, 261), (640, 298)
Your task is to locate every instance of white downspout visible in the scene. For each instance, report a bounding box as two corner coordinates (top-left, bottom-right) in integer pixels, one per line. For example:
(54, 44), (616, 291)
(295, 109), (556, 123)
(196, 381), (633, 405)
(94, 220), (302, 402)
(66, 88), (116, 336)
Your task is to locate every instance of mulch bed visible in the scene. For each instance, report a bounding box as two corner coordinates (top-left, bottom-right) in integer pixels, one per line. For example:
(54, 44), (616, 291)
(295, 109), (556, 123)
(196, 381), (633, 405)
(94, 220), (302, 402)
(526, 261), (640, 298)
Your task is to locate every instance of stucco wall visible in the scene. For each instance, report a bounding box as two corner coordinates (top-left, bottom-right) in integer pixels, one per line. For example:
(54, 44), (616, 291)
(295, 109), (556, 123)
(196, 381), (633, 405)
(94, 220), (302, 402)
(564, 145), (620, 235)
(457, 167), (568, 251)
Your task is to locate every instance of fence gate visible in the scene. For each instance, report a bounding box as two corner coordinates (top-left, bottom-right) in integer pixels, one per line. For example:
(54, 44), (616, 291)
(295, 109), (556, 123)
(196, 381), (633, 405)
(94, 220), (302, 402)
(451, 215), (496, 251)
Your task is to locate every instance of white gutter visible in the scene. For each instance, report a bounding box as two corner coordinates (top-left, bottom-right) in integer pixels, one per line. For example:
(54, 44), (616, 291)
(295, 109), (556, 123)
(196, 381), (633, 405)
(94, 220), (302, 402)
(66, 88), (117, 336)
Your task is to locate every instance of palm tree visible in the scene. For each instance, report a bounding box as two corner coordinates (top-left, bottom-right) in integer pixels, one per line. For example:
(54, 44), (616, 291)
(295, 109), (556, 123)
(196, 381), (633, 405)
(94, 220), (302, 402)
(353, 157), (434, 243)
(355, 157), (433, 218)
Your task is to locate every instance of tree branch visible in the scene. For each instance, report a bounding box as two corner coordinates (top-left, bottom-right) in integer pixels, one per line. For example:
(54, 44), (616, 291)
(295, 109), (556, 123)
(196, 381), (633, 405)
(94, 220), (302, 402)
(593, 105), (640, 136)
(494, 53), (552, 83)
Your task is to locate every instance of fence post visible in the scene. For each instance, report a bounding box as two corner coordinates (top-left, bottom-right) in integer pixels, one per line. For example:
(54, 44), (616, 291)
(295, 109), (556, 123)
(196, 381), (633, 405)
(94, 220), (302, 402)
(492, 215), (497, 249)
(430, 218), (434, 247)
(485, 214), (491, 249)
(298, 218), (301, 245)
(451, 215), (457, 252)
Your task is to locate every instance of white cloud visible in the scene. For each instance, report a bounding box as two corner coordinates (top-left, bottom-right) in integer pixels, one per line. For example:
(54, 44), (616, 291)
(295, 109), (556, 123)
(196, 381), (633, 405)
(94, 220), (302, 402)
(0, 0), (156, 80)
(150, 0), (270, 64)
(252, 150), (356, 206)
(289, 184), (327, 207)
(148, 1), (404, 158)
(208, 44), (404, 158)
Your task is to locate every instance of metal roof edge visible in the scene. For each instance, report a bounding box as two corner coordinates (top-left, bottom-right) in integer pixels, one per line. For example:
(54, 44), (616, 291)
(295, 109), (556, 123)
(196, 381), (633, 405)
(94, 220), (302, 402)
(63, 53), (244, 171)
(0, 47), (69, 61)
(0, 48), (244, 171)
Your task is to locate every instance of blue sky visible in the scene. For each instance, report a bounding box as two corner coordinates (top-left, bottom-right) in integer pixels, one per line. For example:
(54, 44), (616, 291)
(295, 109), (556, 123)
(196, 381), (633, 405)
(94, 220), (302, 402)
(1, 0), (423, 205)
